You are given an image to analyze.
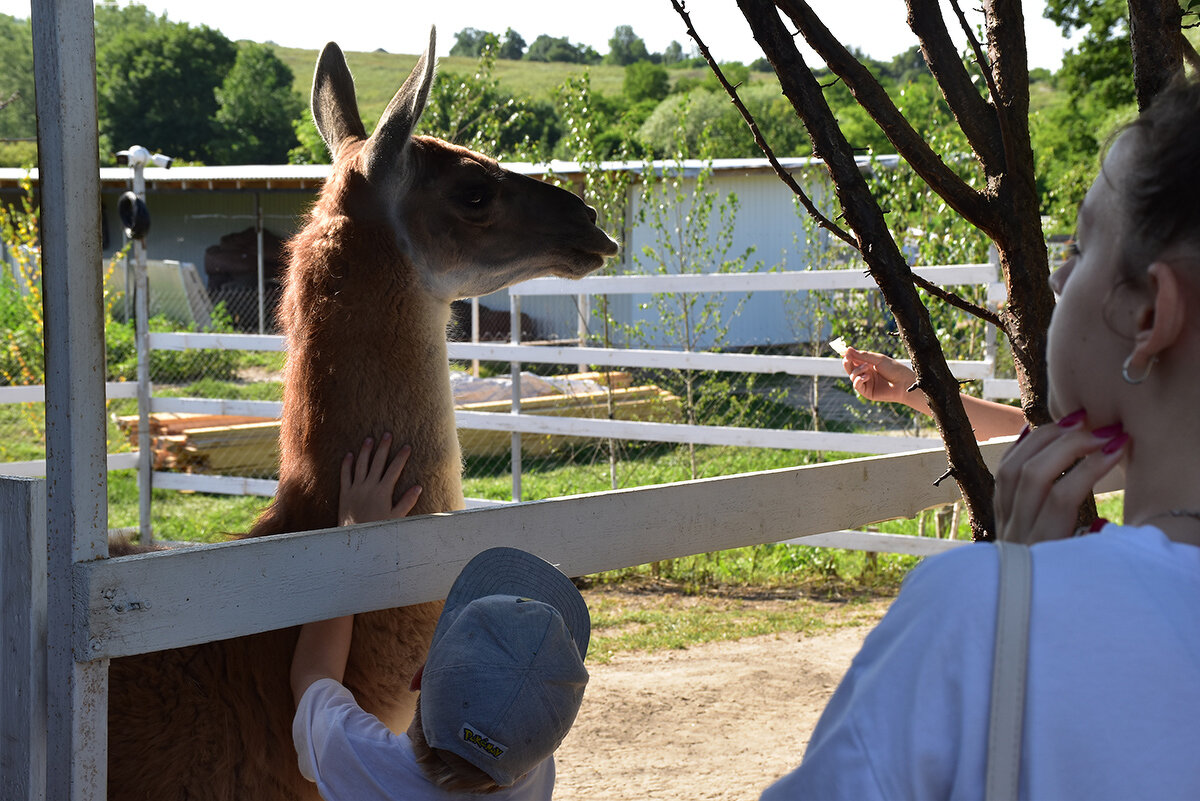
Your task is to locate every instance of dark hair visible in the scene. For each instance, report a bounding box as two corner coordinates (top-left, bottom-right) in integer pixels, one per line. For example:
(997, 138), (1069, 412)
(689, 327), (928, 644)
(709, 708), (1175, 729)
(1119, 73), (1200, 274)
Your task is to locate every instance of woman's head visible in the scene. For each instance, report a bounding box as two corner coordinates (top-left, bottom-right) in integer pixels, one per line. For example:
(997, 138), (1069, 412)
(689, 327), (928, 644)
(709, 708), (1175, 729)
(1047, 74), (1200, 421)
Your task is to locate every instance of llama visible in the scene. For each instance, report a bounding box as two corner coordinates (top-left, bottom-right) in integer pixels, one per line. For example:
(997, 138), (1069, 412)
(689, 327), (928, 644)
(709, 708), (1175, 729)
(106, 31), (618, 800)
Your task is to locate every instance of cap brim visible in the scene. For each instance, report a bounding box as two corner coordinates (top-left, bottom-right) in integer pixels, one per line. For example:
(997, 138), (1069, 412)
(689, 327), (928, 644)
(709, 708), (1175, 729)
(433, 547), (590, 662)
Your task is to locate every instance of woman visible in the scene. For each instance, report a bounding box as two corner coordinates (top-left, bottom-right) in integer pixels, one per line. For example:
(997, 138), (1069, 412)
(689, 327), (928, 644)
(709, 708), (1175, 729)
(762, 75), (1200, 799)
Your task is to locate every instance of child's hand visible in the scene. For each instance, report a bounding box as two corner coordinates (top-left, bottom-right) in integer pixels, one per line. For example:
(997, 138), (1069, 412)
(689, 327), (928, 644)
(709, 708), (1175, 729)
(842, 346), (917, 406)
(338, 433), (422, 525)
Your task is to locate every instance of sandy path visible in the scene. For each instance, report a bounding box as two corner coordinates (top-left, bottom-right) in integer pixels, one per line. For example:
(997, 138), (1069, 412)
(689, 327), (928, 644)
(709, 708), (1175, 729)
(554, 618), (884, 800)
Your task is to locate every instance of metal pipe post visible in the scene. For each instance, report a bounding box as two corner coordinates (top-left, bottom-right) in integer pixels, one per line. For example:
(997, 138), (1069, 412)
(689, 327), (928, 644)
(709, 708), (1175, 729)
(510, 293), (522, 502)
(133, 164), (153, 546)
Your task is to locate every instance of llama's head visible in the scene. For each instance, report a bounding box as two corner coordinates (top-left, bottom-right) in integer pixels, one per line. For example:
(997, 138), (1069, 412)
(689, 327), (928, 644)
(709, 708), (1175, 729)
(311, 29), (619, 302)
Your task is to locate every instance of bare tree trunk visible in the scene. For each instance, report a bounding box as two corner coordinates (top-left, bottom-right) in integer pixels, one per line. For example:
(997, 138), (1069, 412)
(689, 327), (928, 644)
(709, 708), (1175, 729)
(734, 0), (997, 538)
(1128, 0), (1185, 109)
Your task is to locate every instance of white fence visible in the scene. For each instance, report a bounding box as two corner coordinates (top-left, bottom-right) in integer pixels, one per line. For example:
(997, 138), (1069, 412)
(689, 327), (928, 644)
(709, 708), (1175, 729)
(3, 9), (1060, 795)
(1, 262), (1017, 532)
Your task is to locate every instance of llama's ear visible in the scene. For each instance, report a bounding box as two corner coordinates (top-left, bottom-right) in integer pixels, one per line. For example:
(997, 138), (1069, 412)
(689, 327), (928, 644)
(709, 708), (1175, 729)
(362, 27), (436, 180)
(311, 42), (369, 161)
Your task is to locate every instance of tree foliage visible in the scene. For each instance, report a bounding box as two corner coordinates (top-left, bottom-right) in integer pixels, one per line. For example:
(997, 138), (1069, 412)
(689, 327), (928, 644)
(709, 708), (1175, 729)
(95, 3), (237, 162)
(525, 34), (601, 64)
(662, 41), (685, 65)
(450, 27), (491, 58)
(623, 61), (670, 103)
(421, 44), (557, 160)
(1044, 0), (1135, 109)
(213, 43), (304, 164)
(499, 28), (527, 60)
(0, 14), (34, 140)
(606, 25), (651, 65)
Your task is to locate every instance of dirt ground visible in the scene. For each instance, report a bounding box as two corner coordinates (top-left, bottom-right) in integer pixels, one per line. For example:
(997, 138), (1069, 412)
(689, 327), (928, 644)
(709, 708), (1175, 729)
(553, 590), (891, 800)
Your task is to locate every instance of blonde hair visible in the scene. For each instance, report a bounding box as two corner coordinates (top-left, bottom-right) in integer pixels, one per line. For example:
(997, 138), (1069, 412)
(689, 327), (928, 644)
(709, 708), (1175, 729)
(409, 699), (504, 794)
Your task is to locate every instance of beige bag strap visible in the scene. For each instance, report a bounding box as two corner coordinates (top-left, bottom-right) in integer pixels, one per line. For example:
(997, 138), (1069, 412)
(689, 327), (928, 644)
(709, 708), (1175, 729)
(985, 540), (1032, 801)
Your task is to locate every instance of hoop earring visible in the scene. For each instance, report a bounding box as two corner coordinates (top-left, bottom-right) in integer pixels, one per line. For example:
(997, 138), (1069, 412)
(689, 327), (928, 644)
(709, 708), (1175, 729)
(1122, 353), (1156, 385)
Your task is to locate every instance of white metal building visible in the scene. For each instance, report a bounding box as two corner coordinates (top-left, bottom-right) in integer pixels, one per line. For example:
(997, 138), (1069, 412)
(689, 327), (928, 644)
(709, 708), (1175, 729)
(0, 156), (897, 347)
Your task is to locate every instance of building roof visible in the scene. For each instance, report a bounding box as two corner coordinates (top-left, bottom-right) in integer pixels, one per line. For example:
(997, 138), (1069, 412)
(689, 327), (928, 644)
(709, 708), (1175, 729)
(0, 155), (899, 193)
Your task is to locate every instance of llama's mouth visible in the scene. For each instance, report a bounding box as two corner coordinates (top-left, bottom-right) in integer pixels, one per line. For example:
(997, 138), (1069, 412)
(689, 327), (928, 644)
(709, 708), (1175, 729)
(553, 249), (612, 278)
(553, 228), (619, 277)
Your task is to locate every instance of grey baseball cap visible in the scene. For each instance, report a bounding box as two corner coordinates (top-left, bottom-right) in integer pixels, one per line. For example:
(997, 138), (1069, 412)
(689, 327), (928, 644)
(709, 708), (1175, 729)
(420, 547), (590, 786)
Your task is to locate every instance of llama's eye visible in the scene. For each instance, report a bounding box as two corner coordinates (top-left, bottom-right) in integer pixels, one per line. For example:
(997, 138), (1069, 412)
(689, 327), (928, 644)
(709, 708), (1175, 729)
(458, 184), (492, 209)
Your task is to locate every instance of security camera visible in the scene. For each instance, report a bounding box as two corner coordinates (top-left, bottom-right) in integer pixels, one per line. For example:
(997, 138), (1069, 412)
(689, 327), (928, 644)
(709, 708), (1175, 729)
(115, 145), (173, 169)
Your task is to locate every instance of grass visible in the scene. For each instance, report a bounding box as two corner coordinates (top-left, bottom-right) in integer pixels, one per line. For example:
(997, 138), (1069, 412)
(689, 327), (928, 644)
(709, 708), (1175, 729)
(461, 443), (858, 500)
(582, 579), (891, 664)
(106, 469), (267, 543)
(270, 45), (775, 127)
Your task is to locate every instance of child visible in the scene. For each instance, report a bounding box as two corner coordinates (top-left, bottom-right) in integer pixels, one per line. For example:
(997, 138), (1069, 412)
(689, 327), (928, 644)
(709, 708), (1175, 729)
(291, 434), (590, 799)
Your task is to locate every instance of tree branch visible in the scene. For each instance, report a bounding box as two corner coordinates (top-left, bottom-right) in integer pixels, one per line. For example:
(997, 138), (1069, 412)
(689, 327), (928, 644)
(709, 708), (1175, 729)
(737, 0), (998, 539)
(912, 273), (1003, 328)
(774, 0), (999, 237)
(1128, 0), (1186, 109)
(905, 0), (1006, 173)
(669, 0), (859, 251)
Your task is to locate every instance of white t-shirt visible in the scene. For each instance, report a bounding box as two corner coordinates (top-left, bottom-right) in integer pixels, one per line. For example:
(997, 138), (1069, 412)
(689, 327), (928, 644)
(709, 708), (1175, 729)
(762, 524), (1200, 801)
(293, 678), (555, 801)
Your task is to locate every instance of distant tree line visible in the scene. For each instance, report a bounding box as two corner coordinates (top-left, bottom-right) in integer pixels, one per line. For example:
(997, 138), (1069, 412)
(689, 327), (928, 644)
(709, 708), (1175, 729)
(0, 1), (303, 166)
(449, 24), (694, 67)
(0, 1), (1156, 234)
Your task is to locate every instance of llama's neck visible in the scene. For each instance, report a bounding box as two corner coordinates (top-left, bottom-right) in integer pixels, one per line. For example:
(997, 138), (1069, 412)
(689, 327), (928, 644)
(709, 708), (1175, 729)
(276, 215), (464, 523)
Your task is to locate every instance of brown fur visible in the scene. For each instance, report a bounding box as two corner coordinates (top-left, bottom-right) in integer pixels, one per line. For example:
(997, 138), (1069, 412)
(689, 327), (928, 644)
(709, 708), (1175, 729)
(106, 35), (616, 800)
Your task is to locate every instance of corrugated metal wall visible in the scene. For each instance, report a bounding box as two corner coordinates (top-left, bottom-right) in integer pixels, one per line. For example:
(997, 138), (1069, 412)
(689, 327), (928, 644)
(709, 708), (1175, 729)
(87, 165), (835, 346)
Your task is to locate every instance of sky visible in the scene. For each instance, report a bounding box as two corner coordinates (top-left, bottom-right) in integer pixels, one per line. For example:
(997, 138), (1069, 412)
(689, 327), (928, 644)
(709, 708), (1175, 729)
(1, 0), (1081, 71)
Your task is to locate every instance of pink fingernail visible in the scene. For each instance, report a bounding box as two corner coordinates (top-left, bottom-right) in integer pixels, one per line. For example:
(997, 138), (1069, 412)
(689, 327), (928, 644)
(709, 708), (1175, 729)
(1091, 422), (1123, 438)
(1057, 409), (1087, 428)
(1101, 432), (1130, 455)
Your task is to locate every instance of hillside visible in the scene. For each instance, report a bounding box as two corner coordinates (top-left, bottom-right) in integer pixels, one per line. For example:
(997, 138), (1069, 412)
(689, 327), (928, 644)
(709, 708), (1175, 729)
(269, 44), (761, 126)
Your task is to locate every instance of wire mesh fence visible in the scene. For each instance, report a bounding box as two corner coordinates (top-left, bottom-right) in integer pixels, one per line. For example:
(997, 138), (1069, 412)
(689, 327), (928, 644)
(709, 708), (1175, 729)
(3, 254), (1013, 542)
(3, 152), (1020, 543)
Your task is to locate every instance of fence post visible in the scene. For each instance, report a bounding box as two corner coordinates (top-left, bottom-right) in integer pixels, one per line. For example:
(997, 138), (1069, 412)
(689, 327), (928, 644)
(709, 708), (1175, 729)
(471, 297), (481, 378)
(983, 245), (1002, 400)
(577, 291), (589, 373)
(256, 195), (266, 335)
(30, 0), (111, 795)
(510, 292), (523, 502)
(0, 477), (47, 801)
(131, 162), (155, 547)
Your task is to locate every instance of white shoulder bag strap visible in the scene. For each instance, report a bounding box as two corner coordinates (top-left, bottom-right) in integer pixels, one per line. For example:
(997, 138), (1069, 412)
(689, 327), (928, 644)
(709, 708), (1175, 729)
(985, 540), (1032, 801)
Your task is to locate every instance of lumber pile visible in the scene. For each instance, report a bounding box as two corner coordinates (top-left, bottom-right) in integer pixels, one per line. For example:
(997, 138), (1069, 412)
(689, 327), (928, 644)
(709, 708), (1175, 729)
(117, 372), (681, 477)
(115, 412), (279, 476)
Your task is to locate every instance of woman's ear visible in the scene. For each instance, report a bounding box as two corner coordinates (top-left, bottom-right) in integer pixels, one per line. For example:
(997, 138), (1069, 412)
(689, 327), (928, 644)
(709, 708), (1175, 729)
(1127, 261), (1186, 368)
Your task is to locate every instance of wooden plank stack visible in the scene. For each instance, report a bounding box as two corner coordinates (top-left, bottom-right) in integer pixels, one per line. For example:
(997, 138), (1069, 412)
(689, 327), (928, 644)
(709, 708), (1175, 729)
(115, 412), (279, 476)
(116, 373), (681, 477)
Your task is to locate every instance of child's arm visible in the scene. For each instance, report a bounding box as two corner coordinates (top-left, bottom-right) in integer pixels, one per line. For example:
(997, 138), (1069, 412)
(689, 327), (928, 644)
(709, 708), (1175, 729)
(843, 346), (1026, 441)
(291, 434), (422, 706)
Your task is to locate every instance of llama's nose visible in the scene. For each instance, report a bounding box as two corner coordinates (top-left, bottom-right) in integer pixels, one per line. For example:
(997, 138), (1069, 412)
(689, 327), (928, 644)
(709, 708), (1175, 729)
(585, 204), (598, 224)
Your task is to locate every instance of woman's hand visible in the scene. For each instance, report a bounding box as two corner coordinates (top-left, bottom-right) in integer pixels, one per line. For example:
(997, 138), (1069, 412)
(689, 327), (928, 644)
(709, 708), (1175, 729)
(843, 346), (921, 408)
(993, 410), (1128, 543)
(338, 433), (422, 525)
